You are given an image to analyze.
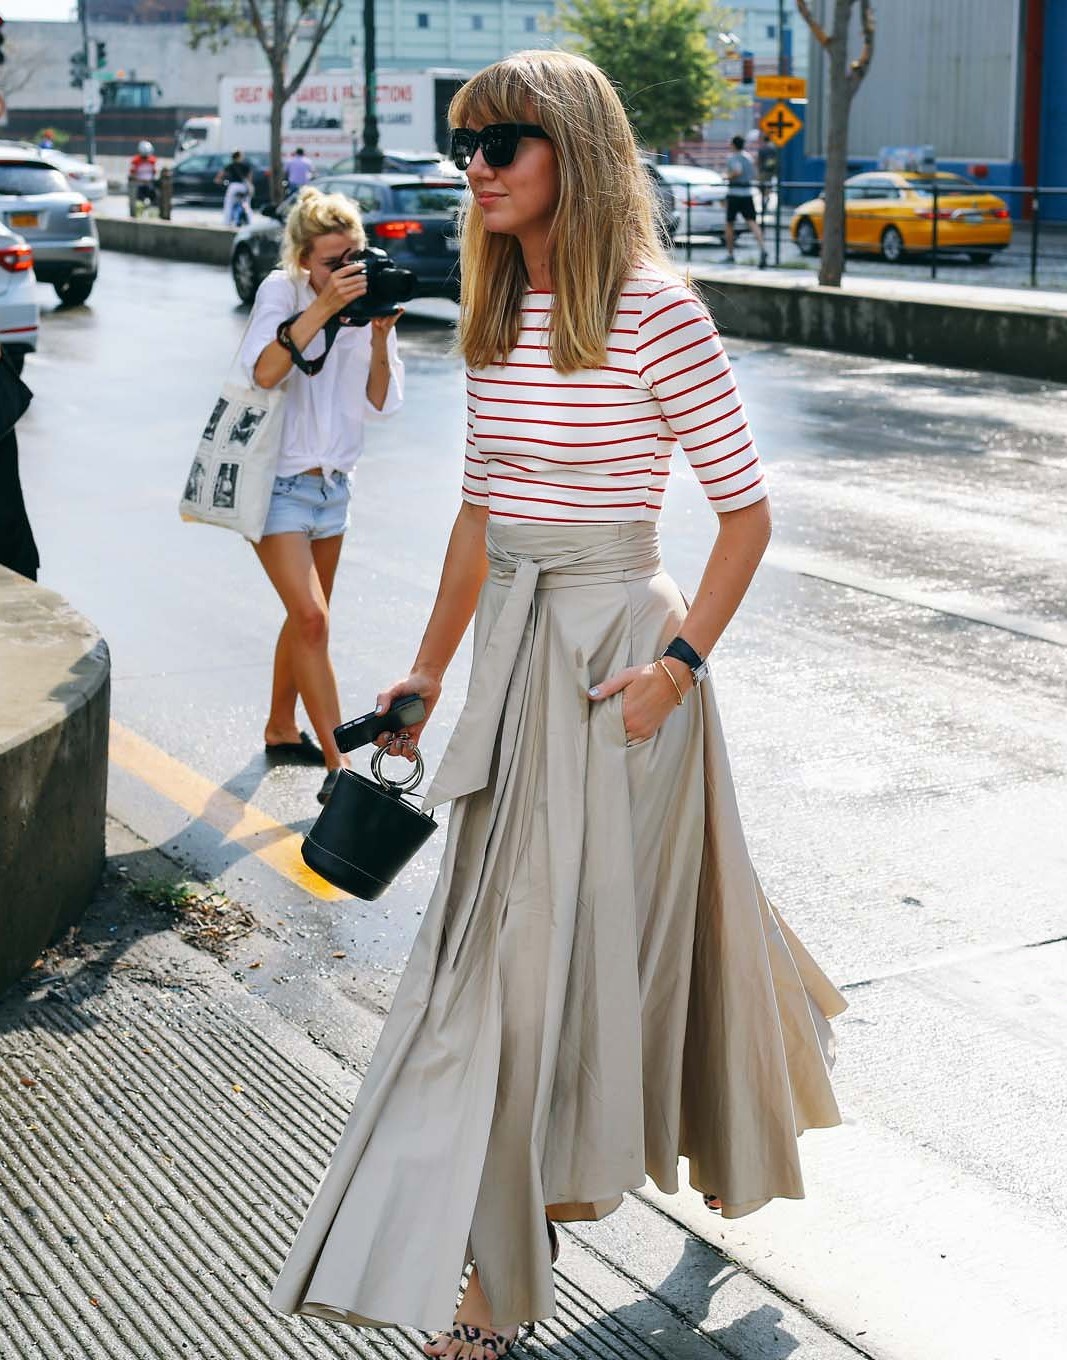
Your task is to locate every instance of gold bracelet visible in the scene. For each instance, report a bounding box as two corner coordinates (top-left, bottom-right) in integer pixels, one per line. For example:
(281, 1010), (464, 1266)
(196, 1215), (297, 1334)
(655, 658), (685, 706)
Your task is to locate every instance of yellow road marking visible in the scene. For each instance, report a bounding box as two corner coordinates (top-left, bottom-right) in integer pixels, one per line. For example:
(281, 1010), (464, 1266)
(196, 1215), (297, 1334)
(109, 719), (348, 901)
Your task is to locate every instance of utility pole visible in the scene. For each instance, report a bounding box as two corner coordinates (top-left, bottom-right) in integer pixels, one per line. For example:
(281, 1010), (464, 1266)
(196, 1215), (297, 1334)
(778, 0), (787, 75)
(78, 0), (97, 162)
(358, 0), (382, 172)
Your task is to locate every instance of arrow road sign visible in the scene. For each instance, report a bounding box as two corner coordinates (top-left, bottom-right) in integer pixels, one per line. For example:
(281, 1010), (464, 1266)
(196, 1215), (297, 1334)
(760, 100), (803, 148)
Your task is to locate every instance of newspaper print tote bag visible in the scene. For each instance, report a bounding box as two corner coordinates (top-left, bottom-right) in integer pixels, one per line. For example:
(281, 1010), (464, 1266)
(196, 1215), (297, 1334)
(179, 348), (287, 542)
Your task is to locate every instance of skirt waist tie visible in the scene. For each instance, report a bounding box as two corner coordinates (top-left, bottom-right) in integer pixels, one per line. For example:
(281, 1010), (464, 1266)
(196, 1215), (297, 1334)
(422, 522), (662, 812)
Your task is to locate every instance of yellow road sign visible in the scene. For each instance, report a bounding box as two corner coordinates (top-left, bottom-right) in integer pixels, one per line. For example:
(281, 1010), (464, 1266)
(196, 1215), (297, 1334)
(760, 101), (803, 147)
(755, 75), (807, 100)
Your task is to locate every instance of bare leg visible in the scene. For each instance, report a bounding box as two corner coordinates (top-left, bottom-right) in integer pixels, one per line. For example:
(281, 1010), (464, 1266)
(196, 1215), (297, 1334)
(725, 218), (735, 257)
(265, 533), (344, 746)
(254, 532), (347, 770)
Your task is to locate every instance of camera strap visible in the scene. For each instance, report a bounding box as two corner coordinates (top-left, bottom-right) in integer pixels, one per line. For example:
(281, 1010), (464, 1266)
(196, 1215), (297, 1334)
(276, 312), (343, 377)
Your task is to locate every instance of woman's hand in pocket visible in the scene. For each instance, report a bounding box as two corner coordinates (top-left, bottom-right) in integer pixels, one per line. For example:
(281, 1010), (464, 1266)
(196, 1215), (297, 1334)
(373, 672), (442, 761)
(588, 660), (691, 745)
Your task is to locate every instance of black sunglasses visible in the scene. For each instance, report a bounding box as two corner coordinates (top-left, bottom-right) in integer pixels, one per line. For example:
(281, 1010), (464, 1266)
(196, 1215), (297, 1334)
(449, 123), (551, 171)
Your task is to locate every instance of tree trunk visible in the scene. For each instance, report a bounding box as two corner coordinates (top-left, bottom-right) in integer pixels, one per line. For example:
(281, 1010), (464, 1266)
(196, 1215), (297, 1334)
(269, 0), (285, 205)
(819, 0), (852, 287)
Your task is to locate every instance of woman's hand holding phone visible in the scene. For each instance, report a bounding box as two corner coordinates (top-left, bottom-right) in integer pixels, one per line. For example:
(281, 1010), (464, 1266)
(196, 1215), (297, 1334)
(374, 673), (442, 760)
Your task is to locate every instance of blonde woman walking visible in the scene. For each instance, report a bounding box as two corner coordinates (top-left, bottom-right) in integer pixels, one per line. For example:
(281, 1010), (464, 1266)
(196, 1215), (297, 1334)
(271, 53), (843, 1354)
(242, 187), (403, 803)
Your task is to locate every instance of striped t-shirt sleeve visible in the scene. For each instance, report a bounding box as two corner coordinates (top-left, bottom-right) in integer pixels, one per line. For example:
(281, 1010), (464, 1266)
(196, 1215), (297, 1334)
(637, 284), (767, 512)
(461, 373), (489, 505)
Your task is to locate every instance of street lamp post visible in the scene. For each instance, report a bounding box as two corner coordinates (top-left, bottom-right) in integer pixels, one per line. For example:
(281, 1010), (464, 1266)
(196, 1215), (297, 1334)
(79, 0), (97, 162)
(358, 0), (383, 173)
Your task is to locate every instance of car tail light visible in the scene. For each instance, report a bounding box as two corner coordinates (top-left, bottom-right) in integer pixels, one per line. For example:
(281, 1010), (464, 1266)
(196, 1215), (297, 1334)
(68, 199), (92, 218)
(916, 208), (954, 220)
(0, 243), (33, 273)
(992, 207), (1010, 219)
(374, 220), (424, 239)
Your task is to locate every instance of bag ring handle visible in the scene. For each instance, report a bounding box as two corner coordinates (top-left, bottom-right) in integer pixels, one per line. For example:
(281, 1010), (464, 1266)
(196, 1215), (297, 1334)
(371, 746), (424, 793)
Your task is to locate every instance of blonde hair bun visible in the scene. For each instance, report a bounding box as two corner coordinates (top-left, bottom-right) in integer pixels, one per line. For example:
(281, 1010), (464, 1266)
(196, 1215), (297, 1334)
(281, 185), (367, 278)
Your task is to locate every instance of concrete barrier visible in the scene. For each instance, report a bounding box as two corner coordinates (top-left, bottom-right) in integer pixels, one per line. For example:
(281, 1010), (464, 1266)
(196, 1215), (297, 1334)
(0, 568), (110, 994)
(689, 270), (1067, 384)
(97, 214), (236, 268)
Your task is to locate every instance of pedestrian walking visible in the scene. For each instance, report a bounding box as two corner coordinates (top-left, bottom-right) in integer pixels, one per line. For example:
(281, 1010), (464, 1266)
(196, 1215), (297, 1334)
(284, 147), (315, 194)
(270, 51), (843, 1355)
(725, 133), (769, 267)
(216, 150), (254, 226)
(240, 187), (404, 801)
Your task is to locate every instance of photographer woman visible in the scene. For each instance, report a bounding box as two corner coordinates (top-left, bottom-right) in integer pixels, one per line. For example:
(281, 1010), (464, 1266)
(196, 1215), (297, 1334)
(271, 53), (842, 1353)
(242, 186), (403, 804)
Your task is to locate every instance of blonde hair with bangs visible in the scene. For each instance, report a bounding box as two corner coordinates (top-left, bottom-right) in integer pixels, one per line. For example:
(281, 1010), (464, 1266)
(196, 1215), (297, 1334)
(450, 50), (674, 373)
(281, 185), (367, 279)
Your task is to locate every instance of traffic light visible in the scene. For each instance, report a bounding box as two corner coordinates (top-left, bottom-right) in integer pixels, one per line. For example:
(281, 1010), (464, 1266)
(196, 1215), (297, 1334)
(0, 18), (6, 68)
(70, 49), (88, 88)
(95, 39), (107, 70)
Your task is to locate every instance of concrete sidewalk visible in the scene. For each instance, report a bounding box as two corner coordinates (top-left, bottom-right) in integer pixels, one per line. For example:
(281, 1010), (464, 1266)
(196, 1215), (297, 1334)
(0, 820), (861, 1360)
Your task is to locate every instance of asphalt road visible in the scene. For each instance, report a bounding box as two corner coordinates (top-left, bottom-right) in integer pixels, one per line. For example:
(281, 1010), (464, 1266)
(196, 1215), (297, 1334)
(16, 257), (1067, 1358)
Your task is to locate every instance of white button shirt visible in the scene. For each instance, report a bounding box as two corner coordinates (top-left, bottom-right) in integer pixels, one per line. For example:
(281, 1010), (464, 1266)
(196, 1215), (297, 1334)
(240, 269), (404, 479)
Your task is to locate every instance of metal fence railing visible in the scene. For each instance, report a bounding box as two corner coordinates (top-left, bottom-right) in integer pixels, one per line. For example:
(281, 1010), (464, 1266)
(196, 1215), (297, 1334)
(667, 174), (1067, 289)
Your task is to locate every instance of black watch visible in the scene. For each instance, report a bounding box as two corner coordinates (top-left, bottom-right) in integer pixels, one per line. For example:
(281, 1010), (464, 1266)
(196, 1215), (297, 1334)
(661, 636), (709, 684)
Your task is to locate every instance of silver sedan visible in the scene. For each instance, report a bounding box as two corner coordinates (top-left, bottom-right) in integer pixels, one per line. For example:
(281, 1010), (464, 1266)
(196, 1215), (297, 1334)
(0, 151), (100, 306)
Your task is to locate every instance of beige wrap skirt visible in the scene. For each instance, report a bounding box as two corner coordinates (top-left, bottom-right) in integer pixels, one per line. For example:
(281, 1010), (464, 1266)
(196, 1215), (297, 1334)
(270, 521), (845, 1332)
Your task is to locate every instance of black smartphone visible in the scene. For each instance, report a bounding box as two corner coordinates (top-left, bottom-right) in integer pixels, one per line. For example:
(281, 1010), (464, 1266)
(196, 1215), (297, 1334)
(333, 694), (426, 754)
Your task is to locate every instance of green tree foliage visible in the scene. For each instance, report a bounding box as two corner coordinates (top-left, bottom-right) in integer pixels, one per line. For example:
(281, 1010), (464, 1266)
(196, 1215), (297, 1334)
(556, 0), (743, 149)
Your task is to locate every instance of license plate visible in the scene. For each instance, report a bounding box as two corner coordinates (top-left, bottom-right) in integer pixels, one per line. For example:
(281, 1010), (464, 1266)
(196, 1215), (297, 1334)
(10, 212), (38, 228)
(961, 212), (984, 224)
(445, 236), (460, 252)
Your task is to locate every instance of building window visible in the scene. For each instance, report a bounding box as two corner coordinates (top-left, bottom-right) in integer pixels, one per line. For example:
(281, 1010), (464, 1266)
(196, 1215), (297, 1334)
(766, 23), (776, 38)
(524, 15), (536, 30)
(417, 12), (429, 27)
(471, 14), (484, 29)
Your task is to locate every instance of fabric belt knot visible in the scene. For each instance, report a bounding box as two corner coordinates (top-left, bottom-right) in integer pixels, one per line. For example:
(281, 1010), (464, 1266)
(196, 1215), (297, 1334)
(423, 523), (661, 811)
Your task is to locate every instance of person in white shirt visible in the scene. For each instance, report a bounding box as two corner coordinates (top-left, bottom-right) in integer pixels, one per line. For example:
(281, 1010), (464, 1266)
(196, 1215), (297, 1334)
(241, 187), (404, 803)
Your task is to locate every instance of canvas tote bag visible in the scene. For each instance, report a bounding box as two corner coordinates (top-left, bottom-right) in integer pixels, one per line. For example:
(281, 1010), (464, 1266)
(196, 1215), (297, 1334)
(179, 317), (289, 542)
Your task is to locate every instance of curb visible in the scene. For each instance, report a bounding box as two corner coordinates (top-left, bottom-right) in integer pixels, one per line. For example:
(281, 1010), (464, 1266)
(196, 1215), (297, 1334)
(690, 270), (1067, 383)
(97, 214), (236, 267)
(0, 568), (110, 994)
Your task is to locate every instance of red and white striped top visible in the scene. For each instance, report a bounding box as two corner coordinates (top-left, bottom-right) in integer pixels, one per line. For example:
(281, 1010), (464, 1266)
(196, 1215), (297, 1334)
(461, 267), (766, 523)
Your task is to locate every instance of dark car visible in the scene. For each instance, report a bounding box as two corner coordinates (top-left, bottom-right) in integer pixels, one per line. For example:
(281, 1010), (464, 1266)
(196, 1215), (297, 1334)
(171, 151), (272, 208)
(230, 173), (465, 305)
(326, 150), (460, 179)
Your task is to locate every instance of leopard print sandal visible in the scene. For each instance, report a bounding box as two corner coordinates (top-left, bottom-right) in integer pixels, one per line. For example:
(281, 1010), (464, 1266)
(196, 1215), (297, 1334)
(703, 1193), (723, 1212)
(423, 1220), (560, 1358)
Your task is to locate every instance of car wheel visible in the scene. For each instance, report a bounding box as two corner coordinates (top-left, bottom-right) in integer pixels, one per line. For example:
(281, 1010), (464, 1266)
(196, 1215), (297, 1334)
(795, 218), (820, 256)
(968, 251), (993, 265)
(232, 246), (260, 304)
(55, 274), (96, 307)
(880, 226), (906, 264)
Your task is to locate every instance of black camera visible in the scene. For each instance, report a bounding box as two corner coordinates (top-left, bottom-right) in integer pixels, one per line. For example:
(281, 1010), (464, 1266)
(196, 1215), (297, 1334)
(333, 246), (417, 325)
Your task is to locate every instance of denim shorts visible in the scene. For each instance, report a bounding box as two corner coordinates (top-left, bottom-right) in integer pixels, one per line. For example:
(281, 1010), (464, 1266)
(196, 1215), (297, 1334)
(261, 471), (351, 540)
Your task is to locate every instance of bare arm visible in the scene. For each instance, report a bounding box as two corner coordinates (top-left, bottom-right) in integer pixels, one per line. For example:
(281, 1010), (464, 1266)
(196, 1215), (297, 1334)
(375, 500), (490, 755)
(590, 497), (772, 742)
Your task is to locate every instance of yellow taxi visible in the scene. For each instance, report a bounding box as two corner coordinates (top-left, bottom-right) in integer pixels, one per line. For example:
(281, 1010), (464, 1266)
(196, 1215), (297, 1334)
(790, 171), (1012, 264)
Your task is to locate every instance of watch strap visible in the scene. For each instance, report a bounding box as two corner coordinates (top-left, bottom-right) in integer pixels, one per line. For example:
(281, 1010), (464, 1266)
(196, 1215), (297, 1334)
(662, 636), (709, 683)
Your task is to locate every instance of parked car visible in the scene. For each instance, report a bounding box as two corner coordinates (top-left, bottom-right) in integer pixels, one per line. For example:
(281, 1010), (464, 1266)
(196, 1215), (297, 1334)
(39, 149), (109, 202)
(0, 220), (39, 373)
(326, 150), (461, 179)
(230, 174), (465, 305)
(790, 171), (1013, 264)
(638, 158), (680, 240)
(0, 151), (99, 305)
(656, 165), (728, 238)
(170, 151), (272, 208)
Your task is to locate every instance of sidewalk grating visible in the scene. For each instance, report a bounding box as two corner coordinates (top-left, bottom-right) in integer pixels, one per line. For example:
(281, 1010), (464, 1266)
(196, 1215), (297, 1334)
(1, 961), (730, 1360)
